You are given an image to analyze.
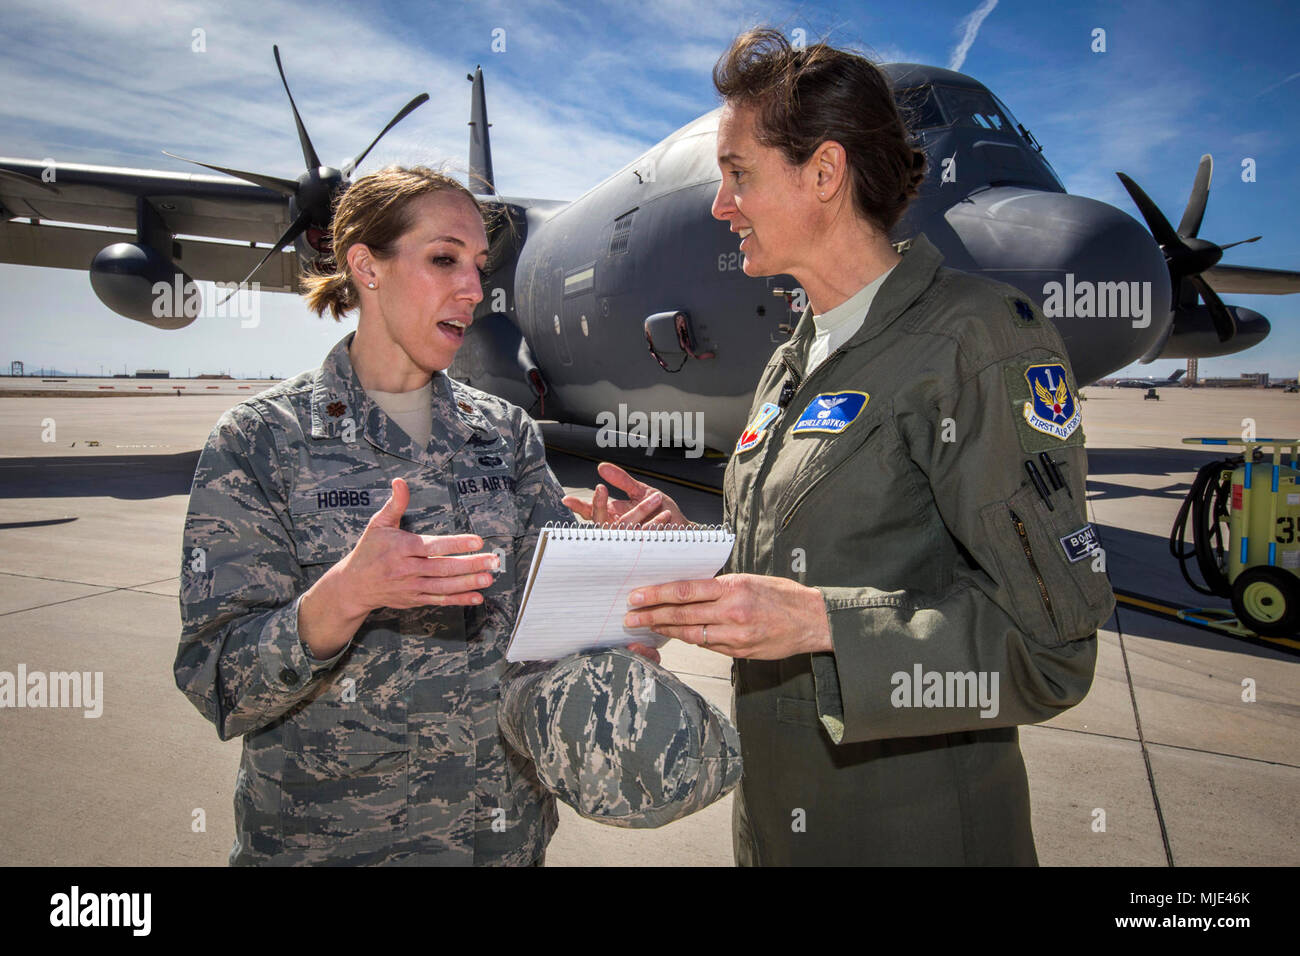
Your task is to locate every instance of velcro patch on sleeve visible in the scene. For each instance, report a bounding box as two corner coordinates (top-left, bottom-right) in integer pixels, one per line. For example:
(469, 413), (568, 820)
(1004, 359), (1086, 454)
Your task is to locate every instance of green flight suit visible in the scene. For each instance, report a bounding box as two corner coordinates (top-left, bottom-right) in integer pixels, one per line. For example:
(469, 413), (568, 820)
(723, 234), (1114, 866)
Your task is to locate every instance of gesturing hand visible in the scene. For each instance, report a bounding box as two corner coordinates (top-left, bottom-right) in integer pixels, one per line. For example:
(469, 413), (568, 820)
(299, 478), (499, 659)
(562, 461), (689, 528)
(336, 477), (498, 612)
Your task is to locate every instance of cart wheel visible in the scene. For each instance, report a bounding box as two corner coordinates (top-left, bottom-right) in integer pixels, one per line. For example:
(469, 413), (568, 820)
(1231, 566), (1300, 638)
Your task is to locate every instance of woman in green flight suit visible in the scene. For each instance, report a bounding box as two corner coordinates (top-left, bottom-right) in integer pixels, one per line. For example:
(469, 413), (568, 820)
(567, 28), (1115, 865)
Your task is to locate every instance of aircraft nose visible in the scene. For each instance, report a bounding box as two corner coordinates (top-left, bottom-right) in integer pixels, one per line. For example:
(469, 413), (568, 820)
(943, 187), (1171, 384)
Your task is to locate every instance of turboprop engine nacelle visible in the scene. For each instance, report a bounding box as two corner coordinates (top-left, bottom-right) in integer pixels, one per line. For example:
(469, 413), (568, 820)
(1158, 304), (1271, 359)
(89, 242), (198, 330)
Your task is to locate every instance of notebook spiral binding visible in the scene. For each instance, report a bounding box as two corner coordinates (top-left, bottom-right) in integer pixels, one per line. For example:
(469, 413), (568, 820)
(541, 521), (733, 542)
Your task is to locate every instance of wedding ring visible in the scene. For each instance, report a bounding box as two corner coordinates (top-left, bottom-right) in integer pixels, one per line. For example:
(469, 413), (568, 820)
(702, 624), (709, 646)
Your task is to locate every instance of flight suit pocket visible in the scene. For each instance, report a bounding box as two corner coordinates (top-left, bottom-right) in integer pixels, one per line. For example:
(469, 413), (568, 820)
(775, 696), (820, 728)
(980, 484), (1114, 647)
(775, 406), (886, 533)
(280, 701), (409, 850)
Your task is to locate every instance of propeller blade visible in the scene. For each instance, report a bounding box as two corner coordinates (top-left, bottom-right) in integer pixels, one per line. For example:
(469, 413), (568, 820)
(1116, 172), (1184, 250)
(1219, 235), (1262, 251)
(1188, 274), (1237, 342)
(162, 150), (297, 196)
(342, 93), (431, 178)
(1137, 314), (1176, 364)
(1176, 154), (1212, 239)
(273, 45), (321, 171)
(219, 207), (313, 304)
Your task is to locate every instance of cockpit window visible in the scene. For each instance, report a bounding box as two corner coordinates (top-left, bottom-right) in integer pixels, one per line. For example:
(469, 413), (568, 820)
(935, 86), (1017, 136)
(894, 85), (947, 131)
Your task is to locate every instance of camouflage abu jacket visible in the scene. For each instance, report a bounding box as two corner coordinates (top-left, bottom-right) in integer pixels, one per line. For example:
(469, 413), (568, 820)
(175, 332), (568, 865)
(723, 234), (1115, 865)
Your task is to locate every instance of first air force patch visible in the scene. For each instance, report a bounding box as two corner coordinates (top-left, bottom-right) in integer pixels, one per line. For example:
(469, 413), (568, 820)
(792, 391), (869, 435)
(1022, 363), (1080, 441)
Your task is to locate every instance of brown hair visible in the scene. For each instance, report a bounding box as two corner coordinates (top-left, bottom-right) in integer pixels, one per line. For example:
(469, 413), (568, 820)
(301, 165), (482, 320)
(712, 27), (925, 234)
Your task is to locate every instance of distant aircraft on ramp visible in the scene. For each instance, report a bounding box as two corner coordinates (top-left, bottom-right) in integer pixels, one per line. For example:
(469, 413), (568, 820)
(1112, 369), (1187, 388)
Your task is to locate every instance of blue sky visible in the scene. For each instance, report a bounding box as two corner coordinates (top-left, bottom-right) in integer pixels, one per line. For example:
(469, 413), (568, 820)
(1, 0), (1297, 380)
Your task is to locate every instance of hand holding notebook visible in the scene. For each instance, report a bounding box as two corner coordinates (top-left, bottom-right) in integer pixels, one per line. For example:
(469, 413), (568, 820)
(506, 523), (736, 662)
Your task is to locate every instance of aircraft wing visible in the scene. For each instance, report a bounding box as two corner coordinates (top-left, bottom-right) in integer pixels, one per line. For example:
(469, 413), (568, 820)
(1204, 263), (1300, 295)
(0, 157), (302, 291)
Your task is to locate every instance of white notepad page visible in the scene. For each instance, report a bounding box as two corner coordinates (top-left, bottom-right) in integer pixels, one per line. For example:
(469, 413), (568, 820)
(505, 524), (736, 662)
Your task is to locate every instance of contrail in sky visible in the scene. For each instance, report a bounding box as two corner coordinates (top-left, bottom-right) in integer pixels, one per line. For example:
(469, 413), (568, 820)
(949, 0), (998, 71)
(1257, 71), (1300, 97)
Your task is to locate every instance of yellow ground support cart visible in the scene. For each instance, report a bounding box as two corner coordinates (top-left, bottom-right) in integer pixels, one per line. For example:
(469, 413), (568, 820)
(1170, 438), (1300, 637)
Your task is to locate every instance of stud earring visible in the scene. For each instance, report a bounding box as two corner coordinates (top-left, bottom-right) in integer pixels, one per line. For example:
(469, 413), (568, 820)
(367, 282), (376, 289)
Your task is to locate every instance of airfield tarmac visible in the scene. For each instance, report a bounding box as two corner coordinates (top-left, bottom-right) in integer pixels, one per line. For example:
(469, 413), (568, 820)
(0, 385), (1295, 866)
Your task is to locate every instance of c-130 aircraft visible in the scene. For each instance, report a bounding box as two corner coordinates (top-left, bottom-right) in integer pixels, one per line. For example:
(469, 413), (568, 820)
(1, 47), (1296, 452)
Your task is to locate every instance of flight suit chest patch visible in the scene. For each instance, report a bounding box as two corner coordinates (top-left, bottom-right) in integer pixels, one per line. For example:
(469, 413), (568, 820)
(735, 402), (781, 454)
(790, 391), (869, 435)
(1005, 361), (1085, 453)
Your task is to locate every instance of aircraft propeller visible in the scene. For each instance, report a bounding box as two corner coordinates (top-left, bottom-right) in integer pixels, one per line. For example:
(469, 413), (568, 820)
(163, 45), (429, 299)
(1116, 155), (1260, 343)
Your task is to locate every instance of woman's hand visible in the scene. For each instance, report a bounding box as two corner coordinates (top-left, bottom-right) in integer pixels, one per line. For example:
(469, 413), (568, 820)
(561, 462), (690, 527)
(622, 574), (833, 660)
(299, 478), (499, 659)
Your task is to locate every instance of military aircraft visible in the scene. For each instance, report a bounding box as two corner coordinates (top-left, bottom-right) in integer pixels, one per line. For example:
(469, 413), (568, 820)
(2, 48), (1298, 451)
(1111, 369), (1187, 388)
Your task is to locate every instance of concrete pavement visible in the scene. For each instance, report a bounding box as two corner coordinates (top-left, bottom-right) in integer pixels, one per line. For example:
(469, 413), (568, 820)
(0, 387), (1295, 865)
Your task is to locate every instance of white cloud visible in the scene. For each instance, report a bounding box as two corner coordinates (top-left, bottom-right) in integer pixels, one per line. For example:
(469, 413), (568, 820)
(0, 0), (706, 202)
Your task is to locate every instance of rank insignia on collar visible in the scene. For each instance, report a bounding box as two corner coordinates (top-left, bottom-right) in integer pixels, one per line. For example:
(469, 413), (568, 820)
(1023, 363), (1080, 440)
(791, 391), (869, 435)
(457, 400), (474, 414)
(326, 400), (347, 418)
(735, 401), (781, 454)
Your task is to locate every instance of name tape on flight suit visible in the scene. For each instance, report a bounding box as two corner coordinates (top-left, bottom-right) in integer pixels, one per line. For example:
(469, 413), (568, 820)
(791, 391), (870, 435)
(1059, 523), (1100, 562)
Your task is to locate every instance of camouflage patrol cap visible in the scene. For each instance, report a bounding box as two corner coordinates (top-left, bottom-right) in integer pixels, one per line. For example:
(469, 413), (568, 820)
(499, 647), (742, 829)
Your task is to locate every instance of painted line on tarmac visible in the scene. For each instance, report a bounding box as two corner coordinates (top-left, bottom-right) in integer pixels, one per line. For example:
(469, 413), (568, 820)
(1114, 589), (1299, 656)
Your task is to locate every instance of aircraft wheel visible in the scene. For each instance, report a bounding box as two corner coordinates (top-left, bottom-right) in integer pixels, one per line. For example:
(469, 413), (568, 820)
(1231, 566), (1300, 637)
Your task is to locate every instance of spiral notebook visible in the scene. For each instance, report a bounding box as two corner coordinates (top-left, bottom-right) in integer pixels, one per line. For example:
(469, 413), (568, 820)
(505, 522), (736, 662)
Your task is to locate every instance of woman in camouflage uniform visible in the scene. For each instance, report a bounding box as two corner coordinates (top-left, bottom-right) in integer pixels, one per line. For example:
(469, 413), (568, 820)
(173, 166), (664, 865)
